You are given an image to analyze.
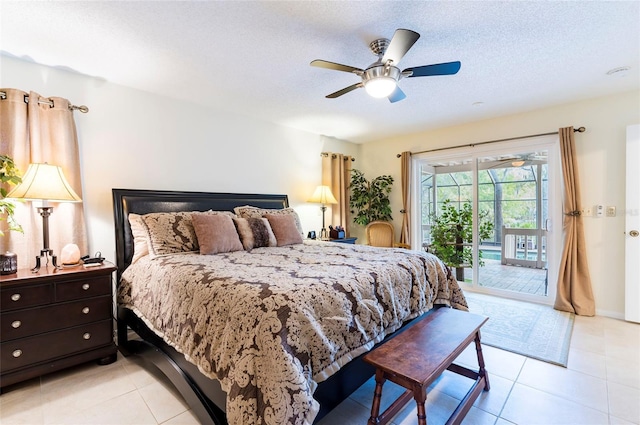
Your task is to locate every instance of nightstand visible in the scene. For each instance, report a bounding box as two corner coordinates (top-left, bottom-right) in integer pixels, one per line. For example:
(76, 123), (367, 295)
(329, 237), (358, 244)
(0, 262), (117, 390)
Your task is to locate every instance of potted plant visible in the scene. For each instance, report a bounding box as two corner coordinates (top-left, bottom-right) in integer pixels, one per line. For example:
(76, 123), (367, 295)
(1, 155), (23, 275)
(0, 155), (23, 236)
(349, 169), (394, 226)
(428, 199), (493, 281)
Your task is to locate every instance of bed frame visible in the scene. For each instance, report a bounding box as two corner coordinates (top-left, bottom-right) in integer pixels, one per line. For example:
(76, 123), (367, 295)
(112, 188), (389, 424)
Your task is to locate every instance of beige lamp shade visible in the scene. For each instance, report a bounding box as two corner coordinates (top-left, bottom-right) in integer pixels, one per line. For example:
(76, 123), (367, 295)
(6, 163), (81, 202)
(307, 185), (337, 205)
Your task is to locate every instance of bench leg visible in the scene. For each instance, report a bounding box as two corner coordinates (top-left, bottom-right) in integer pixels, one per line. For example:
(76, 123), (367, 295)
(474, 331), (490, 391)
(412, 386), (428, 425)
(369, 369), (386, 425)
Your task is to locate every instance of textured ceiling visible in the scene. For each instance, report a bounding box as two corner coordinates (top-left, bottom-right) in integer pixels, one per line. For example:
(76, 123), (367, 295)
(1, 1), (638, 143)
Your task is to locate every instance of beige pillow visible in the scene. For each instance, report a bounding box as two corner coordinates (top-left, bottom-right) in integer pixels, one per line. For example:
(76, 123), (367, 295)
(264, 214), (303, 246)
(233, 217), (277, 250)
(234, 206), (303, 236)
(128, 213), (149, 264)
(192, 213), (243, 254)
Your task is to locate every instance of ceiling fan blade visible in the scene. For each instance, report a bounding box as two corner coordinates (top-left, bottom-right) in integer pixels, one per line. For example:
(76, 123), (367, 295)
(388, 86), (406, 103)
(326, 83), (363, 99)
(382, 29), (420, 65)
(311, 59), (363, 74)
(405, 61), (461, 77)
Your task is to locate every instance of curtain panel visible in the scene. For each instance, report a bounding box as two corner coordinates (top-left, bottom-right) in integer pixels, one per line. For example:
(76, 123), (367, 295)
(0, 88), (87, 267)
(399, 151), (411, 248)
(321, 152), (353, 236)
(554, 126), (595, 316)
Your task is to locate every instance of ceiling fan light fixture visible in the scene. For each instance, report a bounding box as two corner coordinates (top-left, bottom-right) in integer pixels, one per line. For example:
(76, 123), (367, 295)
(364, 77), (397, 98)
(311, 28), (461, 102)
(363, 65), (400, 98)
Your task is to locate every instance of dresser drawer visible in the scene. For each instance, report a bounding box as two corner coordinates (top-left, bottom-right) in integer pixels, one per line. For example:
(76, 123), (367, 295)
(0, 320), (113, 373)
(56, 275), (111, 302)
(1, 296), (112, 342)
(0, 284), (53, 312)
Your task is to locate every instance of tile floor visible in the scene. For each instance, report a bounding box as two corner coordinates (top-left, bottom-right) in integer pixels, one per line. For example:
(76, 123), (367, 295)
(1, 314), (638, 424)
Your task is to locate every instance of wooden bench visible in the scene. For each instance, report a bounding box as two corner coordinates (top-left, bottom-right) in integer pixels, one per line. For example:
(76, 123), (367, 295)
(362, 307), (490, 425)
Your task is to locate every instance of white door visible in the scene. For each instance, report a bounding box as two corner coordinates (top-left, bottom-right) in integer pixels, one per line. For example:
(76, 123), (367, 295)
(626, 124), (640, 323)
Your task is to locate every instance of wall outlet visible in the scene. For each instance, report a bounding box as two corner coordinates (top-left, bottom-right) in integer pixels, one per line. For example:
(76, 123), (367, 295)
(596, 205), (604, 217)
(606, 206), (616, 217)
(582, 207), (593, 217)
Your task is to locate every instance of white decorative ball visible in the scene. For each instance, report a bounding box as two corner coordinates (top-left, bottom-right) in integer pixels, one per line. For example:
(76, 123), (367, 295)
(61, 243), (81, 265)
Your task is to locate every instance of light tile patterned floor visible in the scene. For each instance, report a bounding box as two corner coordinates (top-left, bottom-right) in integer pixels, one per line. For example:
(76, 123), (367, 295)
(1, 313), (638, 424)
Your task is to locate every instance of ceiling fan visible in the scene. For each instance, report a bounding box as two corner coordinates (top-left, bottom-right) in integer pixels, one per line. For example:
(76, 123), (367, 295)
(311, 28), (461, 103)
(485, 153), (548, 169)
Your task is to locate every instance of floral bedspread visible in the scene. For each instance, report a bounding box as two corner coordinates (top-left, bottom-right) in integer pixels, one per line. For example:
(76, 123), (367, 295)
(118, 241), (467, 425)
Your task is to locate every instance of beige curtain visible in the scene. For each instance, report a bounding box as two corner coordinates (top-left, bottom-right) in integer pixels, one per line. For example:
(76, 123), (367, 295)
(0, 88), (87, 268)
(399, 151), (411, 247)
(554, 126), (595, 316)
(321, 152), (353, 236)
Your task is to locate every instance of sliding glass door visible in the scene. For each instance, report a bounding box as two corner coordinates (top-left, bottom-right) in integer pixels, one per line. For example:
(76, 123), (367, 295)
(415, 137), (559, 303)
(420, 158), (476, 285)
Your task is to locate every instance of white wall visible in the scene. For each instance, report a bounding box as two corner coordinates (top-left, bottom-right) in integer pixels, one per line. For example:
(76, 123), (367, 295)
(358, 90), (640, 318)
(0, 56), (359, 262)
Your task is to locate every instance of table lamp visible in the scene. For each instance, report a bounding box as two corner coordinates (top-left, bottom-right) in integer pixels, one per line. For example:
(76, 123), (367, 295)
(6, 163), (82, 271)
(307, 185), (337, 240)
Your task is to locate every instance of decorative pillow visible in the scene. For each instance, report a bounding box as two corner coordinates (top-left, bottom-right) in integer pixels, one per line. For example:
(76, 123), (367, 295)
(192, 213), (244, 254)
(233, 217), (277, 250)
(234, 205), (303, 236)
(135, 210), (236, 258)
(264, 214), (303, 246)
(139, 211), (199, 257)
(205, 210), (236, 218)
(128, 213), (149, 264)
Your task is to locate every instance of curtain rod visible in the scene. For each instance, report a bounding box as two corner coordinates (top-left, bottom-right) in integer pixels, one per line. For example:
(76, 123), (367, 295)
(396, 126), (585, 158)
(0, 91), (89, 113)
(321, 152), (356, 161)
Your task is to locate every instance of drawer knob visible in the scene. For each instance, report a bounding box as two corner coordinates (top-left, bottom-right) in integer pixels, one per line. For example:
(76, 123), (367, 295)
(83, 332), (91, 340)
(82, 307), (90, 314)
(11, 320), (22, 328)
(82, 283), (90, 290)
(11, 293), (21, 301)
(12, 349), (22, 358)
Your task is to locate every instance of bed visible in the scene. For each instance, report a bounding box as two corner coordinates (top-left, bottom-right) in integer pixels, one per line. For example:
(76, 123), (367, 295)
(112, 188), (467, 425)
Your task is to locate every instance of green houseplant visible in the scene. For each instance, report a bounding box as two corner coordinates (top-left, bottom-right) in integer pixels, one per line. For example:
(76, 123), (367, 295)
(0, 155), (23, 237)
(429, 199), (493, 281)
(349, 169), (394, 226)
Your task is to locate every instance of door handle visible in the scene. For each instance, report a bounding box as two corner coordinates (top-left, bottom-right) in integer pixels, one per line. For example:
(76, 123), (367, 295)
(630, 230), (639, 237)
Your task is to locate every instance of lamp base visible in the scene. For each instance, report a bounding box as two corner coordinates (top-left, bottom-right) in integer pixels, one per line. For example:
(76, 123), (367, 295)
(32, 249), (60, 273)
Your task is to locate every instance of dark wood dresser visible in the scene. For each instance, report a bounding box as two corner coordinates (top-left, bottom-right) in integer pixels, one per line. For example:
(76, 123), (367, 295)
(0, 262), (117, 390)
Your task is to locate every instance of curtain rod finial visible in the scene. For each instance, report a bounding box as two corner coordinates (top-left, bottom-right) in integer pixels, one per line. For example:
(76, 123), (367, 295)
(575, 126), (586, 133)
(70, 105), (89, 113)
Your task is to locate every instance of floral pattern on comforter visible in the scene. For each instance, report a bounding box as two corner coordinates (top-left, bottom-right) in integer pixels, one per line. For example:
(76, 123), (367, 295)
(118, 241), (467, 425)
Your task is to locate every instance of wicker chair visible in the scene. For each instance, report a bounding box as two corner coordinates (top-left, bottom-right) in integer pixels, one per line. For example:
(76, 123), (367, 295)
(365, 221), (410, 249)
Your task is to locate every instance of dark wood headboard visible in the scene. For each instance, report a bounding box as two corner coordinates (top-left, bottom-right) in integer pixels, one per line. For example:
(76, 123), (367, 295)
(112, 189), (289, 279)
